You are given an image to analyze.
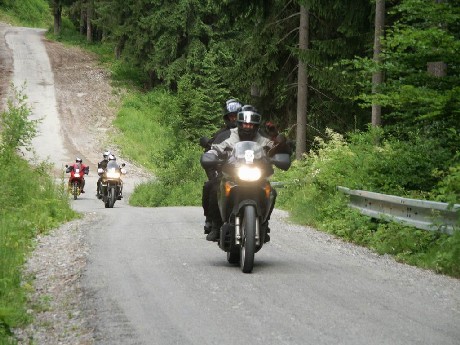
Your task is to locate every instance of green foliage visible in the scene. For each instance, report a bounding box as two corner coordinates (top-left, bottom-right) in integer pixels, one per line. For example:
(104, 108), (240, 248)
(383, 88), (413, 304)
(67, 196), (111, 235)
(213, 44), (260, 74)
(432, 154), (460, 205)
(0, 90), (78, 344)
(276, 127), (459, 277)
(353, 0), (460, 145)
(371, 223), (460, 277)
(113, 90), (205, 207)
(81, 0), (377, 141)
(0, 85), (39, 160)
(0, 0), (51, 27)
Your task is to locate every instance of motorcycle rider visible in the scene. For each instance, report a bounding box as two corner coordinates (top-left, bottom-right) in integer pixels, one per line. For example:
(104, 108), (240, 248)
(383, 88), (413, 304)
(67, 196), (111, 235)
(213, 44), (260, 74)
(106, 154), (124, 200)
(204, 105), (290, 242)
(96, 151), (111, 199)
(200, 99), (242, 153)
(201, 99), (242, 234)
(66, 157), (89, 193)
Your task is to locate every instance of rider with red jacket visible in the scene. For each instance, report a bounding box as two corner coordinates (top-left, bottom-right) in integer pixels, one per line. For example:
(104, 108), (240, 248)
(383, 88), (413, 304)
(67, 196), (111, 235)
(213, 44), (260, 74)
(66, 157), (89, 193)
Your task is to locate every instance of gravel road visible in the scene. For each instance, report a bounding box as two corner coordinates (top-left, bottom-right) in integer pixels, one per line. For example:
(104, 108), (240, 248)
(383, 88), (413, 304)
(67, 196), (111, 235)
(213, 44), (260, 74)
(1, 24), (459, 345)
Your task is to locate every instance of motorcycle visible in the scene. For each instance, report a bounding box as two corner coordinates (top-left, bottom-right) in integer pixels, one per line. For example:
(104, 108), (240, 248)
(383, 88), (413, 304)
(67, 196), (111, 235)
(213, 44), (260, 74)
(65, 164), (89, 200)
(201, 141), (291, 273)
(98, 160), (126, 208)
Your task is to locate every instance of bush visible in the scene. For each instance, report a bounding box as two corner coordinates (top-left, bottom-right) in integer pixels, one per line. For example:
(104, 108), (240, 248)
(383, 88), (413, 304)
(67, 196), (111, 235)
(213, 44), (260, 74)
(276, 127), (460, 277)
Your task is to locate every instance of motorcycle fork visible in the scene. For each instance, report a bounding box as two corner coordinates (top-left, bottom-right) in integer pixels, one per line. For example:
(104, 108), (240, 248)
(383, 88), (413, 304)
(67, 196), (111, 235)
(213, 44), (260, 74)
(235, 214), (260, 246)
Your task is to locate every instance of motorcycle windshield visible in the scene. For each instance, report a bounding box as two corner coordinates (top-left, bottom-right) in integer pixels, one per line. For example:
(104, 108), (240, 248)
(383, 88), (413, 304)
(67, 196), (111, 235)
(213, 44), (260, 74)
(231, 141), (264, 163)
(106, 160), (119, 170)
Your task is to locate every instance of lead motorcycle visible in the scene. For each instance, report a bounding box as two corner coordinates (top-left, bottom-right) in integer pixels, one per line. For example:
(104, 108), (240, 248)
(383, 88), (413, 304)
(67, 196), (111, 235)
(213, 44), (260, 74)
(201, 141), (290, 273)
(98, 160), (126, 208)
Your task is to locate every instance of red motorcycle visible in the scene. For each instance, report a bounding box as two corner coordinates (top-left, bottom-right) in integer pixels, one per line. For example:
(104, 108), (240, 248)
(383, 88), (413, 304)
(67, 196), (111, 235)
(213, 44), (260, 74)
(65, 163), (89, 199)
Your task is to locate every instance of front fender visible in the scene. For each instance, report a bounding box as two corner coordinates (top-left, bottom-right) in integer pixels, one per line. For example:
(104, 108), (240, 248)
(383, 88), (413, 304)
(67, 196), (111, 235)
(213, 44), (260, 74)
(234, 199), (263, 220)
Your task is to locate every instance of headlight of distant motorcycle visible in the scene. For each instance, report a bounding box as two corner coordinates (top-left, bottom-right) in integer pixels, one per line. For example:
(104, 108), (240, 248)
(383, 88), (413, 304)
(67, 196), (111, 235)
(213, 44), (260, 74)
(106, 169), (121, 179)
(238, 166), (262, 181)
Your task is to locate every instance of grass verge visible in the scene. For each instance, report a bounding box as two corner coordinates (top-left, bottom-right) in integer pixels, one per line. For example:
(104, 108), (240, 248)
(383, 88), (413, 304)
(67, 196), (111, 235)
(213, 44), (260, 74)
(0, 89), (79, 344)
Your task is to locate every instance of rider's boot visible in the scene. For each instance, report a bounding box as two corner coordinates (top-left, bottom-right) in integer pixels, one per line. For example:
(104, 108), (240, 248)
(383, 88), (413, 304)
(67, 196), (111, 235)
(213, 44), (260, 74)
(262, 221), (270, 243)
(203, 216), (212, 234)
(206, 221), (221, 242)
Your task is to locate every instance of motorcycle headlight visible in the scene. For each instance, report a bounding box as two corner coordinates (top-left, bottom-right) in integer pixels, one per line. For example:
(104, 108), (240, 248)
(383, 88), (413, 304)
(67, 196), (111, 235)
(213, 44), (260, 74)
(74, 173), (81, 178)
(238, 166), (262, 181)
(106, 169), (121, 179)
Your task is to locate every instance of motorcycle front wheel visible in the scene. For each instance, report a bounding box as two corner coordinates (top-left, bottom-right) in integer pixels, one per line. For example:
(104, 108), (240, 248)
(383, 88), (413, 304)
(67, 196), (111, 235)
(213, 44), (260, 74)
(240, 205), (256, 273)
(73, 181), (79, 200)
(106, 186), (116, 208)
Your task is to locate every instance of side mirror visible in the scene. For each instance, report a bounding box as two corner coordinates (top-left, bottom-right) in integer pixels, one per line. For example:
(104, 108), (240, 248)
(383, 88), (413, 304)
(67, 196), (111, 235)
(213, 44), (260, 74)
(200, 152), (221, 170)
(199, 137), (210, 148)
(65, 164), (68, 168)
(271, 153), (291, 171)
(121, 163), (126, 167)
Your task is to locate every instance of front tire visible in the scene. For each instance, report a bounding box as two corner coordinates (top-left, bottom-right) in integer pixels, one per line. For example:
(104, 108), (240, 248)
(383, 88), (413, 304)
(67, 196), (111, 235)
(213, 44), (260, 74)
(107, 186), (116, 208)
(240, 205), (256, 273)
(73, 181), (79, 200)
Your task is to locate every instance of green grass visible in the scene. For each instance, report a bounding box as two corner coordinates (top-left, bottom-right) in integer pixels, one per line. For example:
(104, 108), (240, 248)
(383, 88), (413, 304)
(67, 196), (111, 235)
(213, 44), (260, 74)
(0, 0), (51, 28)
(0, 90), (79, 344)
(113, 90), (205, 206)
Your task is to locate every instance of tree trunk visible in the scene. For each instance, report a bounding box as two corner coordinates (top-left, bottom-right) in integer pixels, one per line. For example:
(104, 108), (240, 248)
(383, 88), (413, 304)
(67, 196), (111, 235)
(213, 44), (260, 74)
(371, 0), (385, 127)
(80, 0), (86, 35)
(86, 0), (93, 42)
(295, 6), (309, 160)
(427, 1), (446, 76)
(53, 0), (62, 36)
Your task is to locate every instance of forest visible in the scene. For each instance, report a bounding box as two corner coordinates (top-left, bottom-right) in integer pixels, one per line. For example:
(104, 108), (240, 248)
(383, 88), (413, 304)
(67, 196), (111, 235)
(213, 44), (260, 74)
(42, 0), (459, 187)
(1, 0), (459, 275)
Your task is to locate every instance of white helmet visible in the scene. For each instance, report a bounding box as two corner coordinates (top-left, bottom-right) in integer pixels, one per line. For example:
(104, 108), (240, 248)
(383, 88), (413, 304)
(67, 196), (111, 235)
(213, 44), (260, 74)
(103, 151), (111, 160)
(108, 154), (116, 160)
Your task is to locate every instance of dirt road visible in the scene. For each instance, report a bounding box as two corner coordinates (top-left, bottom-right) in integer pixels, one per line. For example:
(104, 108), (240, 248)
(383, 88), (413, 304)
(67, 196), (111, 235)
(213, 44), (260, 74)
(1, 24), (459, 345)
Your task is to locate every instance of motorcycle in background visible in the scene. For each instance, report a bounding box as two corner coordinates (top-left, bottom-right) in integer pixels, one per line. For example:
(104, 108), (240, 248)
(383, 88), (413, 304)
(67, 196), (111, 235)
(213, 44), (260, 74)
(65, 164), (89, 200)
(201, 141), (290, 273)
(98, 160), (126, 208)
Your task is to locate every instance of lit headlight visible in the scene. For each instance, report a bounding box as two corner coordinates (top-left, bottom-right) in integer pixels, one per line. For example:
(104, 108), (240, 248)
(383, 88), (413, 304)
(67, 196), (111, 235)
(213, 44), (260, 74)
(106, 169), (121, 179)
(238, 166), (261, 181)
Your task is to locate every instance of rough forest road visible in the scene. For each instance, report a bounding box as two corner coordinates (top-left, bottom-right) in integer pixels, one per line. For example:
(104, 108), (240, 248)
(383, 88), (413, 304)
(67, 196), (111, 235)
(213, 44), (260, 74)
(1, 24), (459, 345)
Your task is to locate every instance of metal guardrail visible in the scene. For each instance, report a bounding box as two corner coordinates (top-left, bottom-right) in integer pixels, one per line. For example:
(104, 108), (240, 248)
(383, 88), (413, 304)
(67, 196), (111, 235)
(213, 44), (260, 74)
(337, 186), (459, 235)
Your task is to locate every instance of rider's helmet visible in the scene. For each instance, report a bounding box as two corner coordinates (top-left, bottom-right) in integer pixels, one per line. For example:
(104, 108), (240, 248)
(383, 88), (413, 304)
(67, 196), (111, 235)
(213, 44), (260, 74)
(237, 105), (262, 141)
(223, 99), (242, 129)
(108, 154), (116, 161)
(103, 151), (111, 161)
(76, 157), (83, 163)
